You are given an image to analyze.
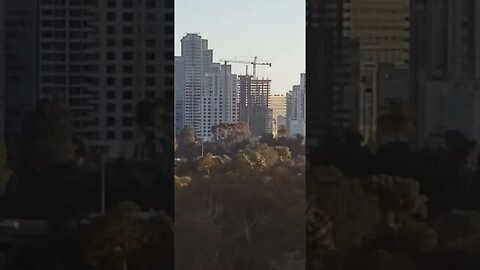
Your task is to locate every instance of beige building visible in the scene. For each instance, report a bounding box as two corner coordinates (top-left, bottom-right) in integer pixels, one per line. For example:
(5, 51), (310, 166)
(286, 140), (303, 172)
(269, 94), (287, 136)
(343, 0), (410, 143)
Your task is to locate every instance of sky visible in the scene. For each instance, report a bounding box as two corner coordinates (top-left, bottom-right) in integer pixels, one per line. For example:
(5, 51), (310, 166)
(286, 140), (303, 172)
(175, 0), (305, 95)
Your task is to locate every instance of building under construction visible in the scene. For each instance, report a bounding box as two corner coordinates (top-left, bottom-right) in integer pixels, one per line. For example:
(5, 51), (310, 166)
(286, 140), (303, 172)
(238, 75), (271, 136)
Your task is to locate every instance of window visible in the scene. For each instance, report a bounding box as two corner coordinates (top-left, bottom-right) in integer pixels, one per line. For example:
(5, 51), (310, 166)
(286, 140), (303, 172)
(165, 77), (174, 86)
(165, 26), (174, 35)
(107, 77), (116, 86)
(123, 0), (133, 8)
(107, 65), (116, 73)
(107, 39), (115, 47)
(123, 52), (133, 60)
(123, 65), (133, 73)
(166, 12), (174, 21)
(107, 0), (116, 8)
(107, 91), (115, 98)
(107, 25), (116, 34)
(123, 78), (133, 86)
(146, 65), (155, 73)
(107, 104), (116, 112)
(107, 12), (116, 21)
(146, 77), (155, 86)
(146, 91), (155, 98)
(123, 13), (134, 21)
(107, 131), (115, 139)
(122, 132), (133, 139)
(146, 39), (156, 48)
(164, 52), (173, 60)
(123, 104), (133, 112)
(123, 39), (134, 47)
(165, 65), (174, 73)
(123, 91), (133, 99)
(123, 117), (133, 126)
(146, 13), (156, 21)
(146, 0), (155, 8)
(107, 117), (115, 126)
(146, 52), (155, 60)
(107, 52), (115, 60)
(123, 26), (133, 34)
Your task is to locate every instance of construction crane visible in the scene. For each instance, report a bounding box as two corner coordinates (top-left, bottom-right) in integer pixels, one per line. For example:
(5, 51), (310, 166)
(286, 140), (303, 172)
(219, 56), (272, 79)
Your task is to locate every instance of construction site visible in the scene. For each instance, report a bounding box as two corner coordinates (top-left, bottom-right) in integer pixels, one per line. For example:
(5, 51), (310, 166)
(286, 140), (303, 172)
(220, 57), (272, 137)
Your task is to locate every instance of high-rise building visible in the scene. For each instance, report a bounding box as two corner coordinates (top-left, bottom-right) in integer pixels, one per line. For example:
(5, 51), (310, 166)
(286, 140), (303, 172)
(269, 94), (287, 136)
(175, 56), (185, 135)
(176, 33), (239, 140)
(412, 0), (480, 144)
(201, 64), (238, 139)
(343, 0), (410, 142)
(3, 0), (175, 158)
(3, 0), (39, 152)
(286, 73), (306, 137)
(307, 0), (360, 148)
(238, 75), (271, 137)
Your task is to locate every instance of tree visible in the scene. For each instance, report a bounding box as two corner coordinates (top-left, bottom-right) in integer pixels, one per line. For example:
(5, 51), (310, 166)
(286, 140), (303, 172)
(84, 201), (146, 270)
(178, 125), (197, 146)
(211, 122), (251, 146)
(196, 153), (218, 176)
(0, 144), (12, 194)
(20, 98), (77, 172)
(277, 125), (288, 138)
(377, 99), (416, 143)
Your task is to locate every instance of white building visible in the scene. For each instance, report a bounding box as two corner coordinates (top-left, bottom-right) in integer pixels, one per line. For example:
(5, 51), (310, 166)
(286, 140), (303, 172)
(286, 73), (306, 137)
(176, 33), (239, 140)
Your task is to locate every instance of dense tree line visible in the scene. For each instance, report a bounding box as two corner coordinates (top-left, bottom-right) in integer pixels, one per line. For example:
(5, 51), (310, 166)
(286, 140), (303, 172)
(175, 128), (306, 270)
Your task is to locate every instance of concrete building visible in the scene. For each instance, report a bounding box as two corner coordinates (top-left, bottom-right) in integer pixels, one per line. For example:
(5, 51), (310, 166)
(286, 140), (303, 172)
(201, 64), (238, 139)
(176, 33), (239, 140)
(175, 56), (185, 136)
(269, 94), (287, 137)
(411, 0), (480, 144)
(238, 75), (271, 137)
(3, 0), (39, 152)
(343, 0), (410, 143)
(286, 73), (306, 137)
(306, 0), (361, 148)
(2, 0), (175, 158)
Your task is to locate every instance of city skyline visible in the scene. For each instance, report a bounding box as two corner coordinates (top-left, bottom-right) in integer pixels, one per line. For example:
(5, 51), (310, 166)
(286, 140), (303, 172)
(175, 0), (305, 94)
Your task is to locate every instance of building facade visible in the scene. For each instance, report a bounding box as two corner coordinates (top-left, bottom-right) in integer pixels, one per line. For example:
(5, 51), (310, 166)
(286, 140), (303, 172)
(286, 74), (306, 137)
(238, 75), (271, 137)
(269, 94), (287, 137)
(3, 0), (175, 158)
(176, 33), (239, 140)
(412, 0), (480, 144)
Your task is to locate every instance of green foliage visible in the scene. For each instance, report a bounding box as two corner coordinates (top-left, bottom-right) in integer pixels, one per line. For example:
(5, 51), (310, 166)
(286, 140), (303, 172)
(84, 202), (145, 268)
(211, 122), (251, 146)
(21, 98), (77, 172)
(175, 143), (304, 270)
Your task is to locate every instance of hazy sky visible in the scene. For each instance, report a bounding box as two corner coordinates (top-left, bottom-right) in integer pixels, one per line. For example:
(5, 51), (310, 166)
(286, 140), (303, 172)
(175, 0), (305, 94)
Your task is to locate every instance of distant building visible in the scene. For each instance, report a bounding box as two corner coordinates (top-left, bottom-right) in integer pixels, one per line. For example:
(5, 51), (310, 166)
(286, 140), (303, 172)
(269, 94), (287, 136)
(286, 74), (306, 137)
(176, 33), (239, 140)
(238, 75), (271, 137)
(343, 0), (410, 143)
(175, 56), (185, 136)
(412, 0), (480, 144)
